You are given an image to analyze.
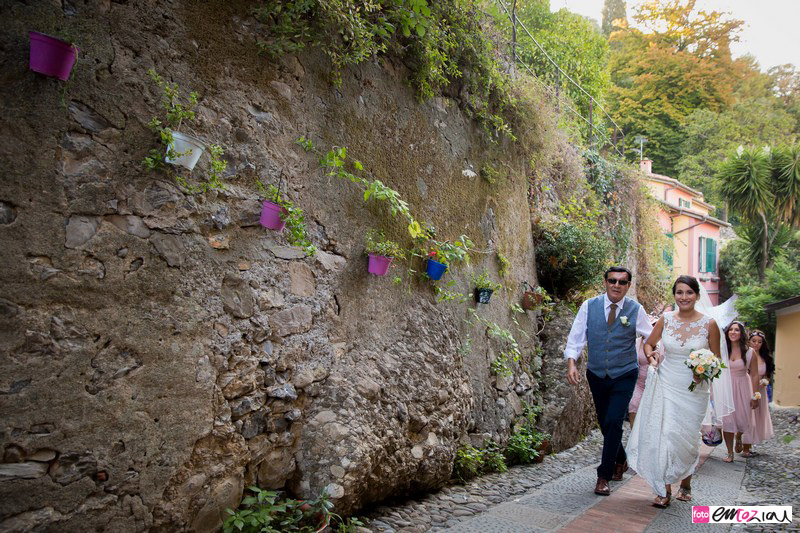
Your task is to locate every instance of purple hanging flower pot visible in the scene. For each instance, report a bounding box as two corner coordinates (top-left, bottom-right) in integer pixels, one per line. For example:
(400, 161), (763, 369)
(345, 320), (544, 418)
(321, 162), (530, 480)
(29, 31), (79, 81)
(260, 200), (287, 231)
(367, 254), (393, 276)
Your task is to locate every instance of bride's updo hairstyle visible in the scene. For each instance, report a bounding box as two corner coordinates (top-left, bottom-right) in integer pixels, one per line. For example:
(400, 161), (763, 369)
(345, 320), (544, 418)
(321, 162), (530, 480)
(671, 275), (701, 295)
(724, 320), (748, 355)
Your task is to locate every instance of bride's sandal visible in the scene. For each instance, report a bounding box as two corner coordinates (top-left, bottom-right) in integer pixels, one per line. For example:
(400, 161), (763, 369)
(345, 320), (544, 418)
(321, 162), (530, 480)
(676, 487), (692, 502)
(653, 491), (672, 508)
(723, 452), (734, 463)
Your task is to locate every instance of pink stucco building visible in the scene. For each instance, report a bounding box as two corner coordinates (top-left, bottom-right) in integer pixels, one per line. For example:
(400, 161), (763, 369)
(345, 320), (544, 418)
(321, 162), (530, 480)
(640, 159), (730, 305)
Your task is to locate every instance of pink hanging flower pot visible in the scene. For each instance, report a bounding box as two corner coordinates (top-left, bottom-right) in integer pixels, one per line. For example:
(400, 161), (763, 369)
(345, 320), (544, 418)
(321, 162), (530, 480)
(260, 200), (287, 231)
(28, 31), (79, 81)
(367, 254), (393, 276)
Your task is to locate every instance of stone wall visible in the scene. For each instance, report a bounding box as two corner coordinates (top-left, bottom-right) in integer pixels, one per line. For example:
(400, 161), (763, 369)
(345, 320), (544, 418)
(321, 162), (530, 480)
(0, 1), (595, 531)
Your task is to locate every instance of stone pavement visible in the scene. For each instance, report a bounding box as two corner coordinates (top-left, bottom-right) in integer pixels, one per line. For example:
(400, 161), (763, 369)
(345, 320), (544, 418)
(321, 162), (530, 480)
(366, 406), (799, 533)
(440, 444), (743, 533)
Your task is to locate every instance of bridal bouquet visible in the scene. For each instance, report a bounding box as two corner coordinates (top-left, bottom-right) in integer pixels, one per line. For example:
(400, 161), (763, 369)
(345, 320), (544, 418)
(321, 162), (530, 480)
(684, 348), (726, 391)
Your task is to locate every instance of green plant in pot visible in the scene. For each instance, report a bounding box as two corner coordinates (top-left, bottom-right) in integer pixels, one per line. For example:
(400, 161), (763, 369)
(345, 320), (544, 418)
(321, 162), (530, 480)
(521, 283), (550, 311)
(472, 269), (502, 303)
(365, 230), (405, 276)
(256, 181), (316, 256)
(424, 236), (473, 281)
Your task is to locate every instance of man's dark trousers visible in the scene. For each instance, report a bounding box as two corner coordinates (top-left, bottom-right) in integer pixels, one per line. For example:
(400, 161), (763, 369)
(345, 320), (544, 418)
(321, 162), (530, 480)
(586, 367), (638, 481)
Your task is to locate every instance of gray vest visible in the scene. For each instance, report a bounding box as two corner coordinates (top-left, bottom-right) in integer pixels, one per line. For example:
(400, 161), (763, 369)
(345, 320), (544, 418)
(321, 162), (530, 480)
(586, 295), (640, 378)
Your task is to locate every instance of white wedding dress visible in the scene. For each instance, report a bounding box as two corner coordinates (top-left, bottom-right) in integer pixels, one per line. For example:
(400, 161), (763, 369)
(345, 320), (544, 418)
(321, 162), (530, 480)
(626, 312), (713, 497)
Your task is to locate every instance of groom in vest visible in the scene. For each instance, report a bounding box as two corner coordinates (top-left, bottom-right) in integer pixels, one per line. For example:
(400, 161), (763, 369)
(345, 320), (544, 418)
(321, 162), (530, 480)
(564, 266), (653, 496)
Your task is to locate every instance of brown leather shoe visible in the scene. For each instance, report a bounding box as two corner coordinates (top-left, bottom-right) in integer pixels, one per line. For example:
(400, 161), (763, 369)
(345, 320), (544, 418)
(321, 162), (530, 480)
(612, 461), (629, 481)
(594, 478), (610, 495)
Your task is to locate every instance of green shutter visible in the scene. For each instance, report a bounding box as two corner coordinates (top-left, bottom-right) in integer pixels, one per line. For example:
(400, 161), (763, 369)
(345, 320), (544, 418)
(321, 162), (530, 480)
(698, 237), (705, 272)
(706, 238), (715, 274)
(711, 239), (717, 273)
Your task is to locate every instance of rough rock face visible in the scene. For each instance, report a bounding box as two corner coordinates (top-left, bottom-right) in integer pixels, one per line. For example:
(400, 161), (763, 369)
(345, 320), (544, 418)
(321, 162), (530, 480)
(0, 2), (591, 531)
(538, 304), (598, 450)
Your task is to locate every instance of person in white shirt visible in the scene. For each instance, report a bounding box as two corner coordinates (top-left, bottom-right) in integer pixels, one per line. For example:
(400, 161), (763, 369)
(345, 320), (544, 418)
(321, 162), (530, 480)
(564, 266), (653, 495)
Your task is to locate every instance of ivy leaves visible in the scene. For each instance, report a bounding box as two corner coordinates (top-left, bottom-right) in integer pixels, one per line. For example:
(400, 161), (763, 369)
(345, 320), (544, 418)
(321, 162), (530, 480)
(395, 0), (432, 38)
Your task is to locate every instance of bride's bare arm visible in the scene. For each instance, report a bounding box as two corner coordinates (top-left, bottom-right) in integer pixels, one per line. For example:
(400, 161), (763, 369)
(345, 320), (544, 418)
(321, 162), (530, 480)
(644, 317), (664, 365)
(707, 319), (721, 359)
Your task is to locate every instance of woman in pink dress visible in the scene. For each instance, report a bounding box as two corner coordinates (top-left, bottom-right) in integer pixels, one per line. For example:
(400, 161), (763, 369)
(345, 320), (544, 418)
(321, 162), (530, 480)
(628, 333), (664, 426)
(721, 321), (757, 463)
(742, 330), (775, 455)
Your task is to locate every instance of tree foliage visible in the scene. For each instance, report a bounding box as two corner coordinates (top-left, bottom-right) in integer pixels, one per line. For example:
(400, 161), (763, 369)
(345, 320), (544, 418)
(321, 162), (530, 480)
(733, 258), (800, 345)
(601, 0), (627, 37)
(675, 56), (798, 210)
(632, 0), (743, 58)
(607, 0), (743, 176)
(490, 0), (610, 129)
(716, 145), (800, 280)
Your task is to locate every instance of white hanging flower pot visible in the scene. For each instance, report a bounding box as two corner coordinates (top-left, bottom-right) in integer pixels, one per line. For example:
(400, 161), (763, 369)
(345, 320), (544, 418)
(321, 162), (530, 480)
(165, 131), (207, 171)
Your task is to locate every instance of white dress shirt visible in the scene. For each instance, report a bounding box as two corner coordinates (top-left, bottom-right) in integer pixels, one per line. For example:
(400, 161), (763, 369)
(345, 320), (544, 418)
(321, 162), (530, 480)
(563, 294), (654, 360)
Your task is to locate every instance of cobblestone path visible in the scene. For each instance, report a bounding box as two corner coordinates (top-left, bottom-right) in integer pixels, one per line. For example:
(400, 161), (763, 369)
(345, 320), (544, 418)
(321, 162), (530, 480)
(365, 406), (799, 532)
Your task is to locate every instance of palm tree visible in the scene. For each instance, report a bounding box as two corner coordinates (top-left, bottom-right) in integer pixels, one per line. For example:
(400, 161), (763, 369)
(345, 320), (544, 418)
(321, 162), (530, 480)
(717, 147), (773, 280)
(718, 144), (800, 280)
(771, 145), (800, 228)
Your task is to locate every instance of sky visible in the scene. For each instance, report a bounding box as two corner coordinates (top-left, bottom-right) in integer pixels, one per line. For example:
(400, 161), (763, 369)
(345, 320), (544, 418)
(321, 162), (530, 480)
(549, 0), (800, 71)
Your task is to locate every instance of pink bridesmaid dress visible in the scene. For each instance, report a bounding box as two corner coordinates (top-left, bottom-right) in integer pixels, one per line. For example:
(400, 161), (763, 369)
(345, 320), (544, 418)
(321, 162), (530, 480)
(628, 338), (664, 414)
(743, 352), (774, 445)
(721, 349), (756, 435)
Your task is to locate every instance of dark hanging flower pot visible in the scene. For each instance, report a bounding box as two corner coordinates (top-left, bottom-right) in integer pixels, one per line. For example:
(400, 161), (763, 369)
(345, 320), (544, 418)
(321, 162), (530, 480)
(426, 259), (447, 280)
(474, 288), (494, 304)
(28, 31), (79, 81)
(521, 290), (543, 311)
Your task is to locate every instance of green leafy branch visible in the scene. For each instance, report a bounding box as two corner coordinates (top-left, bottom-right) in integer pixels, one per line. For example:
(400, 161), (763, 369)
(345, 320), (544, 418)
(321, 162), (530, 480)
(472, 270), (503, 291)
(142, 69), (228, 193)
(223, 486), (337, 533)
(467, 309), (522, 377)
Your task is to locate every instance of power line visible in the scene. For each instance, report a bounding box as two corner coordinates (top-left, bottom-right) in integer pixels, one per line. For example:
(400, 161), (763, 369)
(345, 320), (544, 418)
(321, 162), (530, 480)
(492, 0), (625, 155)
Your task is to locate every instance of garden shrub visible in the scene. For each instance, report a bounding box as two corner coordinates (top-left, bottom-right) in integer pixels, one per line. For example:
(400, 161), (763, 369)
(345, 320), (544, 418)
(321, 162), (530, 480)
(734, 257), (800, 343)
(535, 219), (611, 298)
(505, 403), (550, 465)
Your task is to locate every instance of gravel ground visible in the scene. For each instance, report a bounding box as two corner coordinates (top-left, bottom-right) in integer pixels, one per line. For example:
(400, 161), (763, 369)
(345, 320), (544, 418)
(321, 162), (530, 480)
(733, 405), (800, 533)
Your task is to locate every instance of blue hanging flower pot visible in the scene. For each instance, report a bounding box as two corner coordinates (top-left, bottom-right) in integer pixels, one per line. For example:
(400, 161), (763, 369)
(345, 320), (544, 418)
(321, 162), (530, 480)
(426, 259), (447, 280)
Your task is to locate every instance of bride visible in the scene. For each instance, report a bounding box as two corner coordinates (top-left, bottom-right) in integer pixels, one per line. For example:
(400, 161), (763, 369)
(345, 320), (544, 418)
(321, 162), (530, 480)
(626, 275), (727, 507)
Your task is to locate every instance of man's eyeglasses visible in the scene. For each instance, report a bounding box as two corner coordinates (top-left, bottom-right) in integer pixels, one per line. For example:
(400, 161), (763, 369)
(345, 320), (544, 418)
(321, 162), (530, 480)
(606, 279), (630, 286)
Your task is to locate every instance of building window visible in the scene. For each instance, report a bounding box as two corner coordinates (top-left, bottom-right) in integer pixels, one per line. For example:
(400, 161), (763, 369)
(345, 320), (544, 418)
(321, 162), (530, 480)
(698, 237), (717, 273)
(679, 198), (692, 209)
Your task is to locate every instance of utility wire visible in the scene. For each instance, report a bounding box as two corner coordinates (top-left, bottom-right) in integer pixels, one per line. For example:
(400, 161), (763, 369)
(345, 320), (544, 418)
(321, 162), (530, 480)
(493, 0), (625, 154)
